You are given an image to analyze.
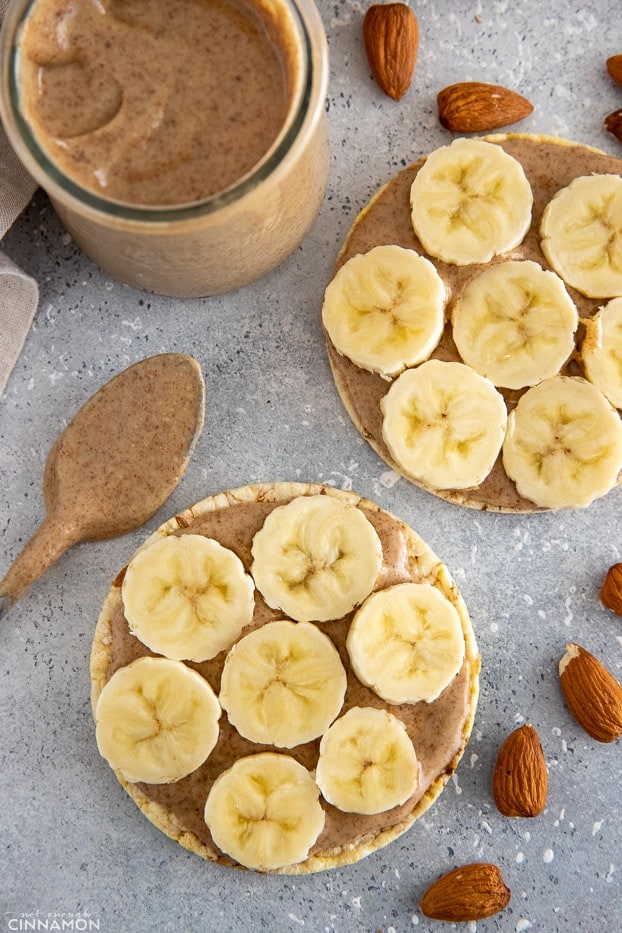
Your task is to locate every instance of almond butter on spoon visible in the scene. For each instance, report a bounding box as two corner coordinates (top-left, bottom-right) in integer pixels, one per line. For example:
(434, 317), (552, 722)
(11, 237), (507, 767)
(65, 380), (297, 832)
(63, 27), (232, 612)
(0, 353), (205, 620)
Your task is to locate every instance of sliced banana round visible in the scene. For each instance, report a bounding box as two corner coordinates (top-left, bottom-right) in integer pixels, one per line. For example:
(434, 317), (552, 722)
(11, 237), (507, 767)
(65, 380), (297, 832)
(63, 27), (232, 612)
(540, 173), (622, 299)
(121, 533), (255, 663)
(451, 259), (578, 389)
(346, 582), (466, 704)
(321, 244), (446, 377)
(380, 359), (507, 490)
(315, 706), (419, 815)
(250, 494), (383, 622)
(204, 752), (325, 872)
(581, 297), (622, 410)
(502, 375), (622, 509)
(409, 137), (533, 266)
(219, 619), (347, 747)
(95, 656), (221, 784)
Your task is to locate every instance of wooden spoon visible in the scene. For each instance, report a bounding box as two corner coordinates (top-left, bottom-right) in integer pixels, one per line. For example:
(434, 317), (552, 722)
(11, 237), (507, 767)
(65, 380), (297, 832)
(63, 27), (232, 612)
(0, 353), (205, 619)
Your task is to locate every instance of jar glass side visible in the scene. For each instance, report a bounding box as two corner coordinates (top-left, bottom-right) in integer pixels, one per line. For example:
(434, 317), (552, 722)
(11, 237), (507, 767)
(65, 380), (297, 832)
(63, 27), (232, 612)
(0, 0), (330, 296)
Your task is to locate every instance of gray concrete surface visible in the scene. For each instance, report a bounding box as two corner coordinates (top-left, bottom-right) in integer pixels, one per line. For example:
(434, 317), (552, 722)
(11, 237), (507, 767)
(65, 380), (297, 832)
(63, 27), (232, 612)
(1, 1), (621, 930)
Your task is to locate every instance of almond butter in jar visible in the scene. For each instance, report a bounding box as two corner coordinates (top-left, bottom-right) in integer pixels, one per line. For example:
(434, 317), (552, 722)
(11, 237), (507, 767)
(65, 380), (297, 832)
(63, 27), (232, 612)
(0, 0), (329, 297)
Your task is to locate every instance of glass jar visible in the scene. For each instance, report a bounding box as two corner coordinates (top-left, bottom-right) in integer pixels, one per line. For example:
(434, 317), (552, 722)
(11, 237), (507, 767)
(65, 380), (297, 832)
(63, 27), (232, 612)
(0, 0), (329, 297)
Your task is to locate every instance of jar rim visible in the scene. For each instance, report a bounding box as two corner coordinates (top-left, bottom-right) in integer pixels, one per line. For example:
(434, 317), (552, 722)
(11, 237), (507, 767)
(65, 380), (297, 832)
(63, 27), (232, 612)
(0, 0), (327, 224)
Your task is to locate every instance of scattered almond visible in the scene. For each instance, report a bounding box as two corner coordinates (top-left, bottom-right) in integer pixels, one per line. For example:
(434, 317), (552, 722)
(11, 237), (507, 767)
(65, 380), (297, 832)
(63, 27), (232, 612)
(606, 55), (622, 89)
(420, 862), (511, 922)
(363, 3), (419, 102)
(605, 110), (622, 145)
(437, 81), (533, 132)
(559, 642), (622, 743)
(601, 563), (622, 615)
(493, 723), (548, 818)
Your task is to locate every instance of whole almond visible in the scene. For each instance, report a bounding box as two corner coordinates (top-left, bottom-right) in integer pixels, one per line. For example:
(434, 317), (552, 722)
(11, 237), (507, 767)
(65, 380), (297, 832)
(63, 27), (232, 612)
(363, 3), (419, 102)
(437, 81), (533, 132)
(559, 643), (622, 743)
(420, 862), (511, 922)
(493, 723), (548, 817)
(606, 55), (622, 88)
(605, 110), (622, 145)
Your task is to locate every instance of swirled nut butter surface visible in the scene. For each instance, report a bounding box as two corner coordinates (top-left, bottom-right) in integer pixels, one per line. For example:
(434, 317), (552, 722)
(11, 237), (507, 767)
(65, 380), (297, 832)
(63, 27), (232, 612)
(17, 0), (297, 204)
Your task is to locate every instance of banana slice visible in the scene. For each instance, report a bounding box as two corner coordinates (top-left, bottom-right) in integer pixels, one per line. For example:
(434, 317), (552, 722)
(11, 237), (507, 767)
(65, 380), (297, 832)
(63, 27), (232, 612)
(204, 752), (325, 872)
(451, 259), (578, 389)
(380, 359), (507, 490)
(121, 533), (255, 663)
(409, 137), (533, 266)
(95, 656), (221, 784)
(581, 297), (622, 410)
(346, 582), (466, 704)
(321, 244), (446, 377)
(502, 375), (622, 509)
(540, 174), (622, 299)
(315, 706), (419, 815)
(219, 619), (347, 747)
(250, 494), (383, 622)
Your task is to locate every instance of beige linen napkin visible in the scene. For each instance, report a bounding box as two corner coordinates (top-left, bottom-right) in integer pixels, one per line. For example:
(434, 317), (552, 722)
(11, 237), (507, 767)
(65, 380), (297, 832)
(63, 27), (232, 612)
(1, 0), (39, 396)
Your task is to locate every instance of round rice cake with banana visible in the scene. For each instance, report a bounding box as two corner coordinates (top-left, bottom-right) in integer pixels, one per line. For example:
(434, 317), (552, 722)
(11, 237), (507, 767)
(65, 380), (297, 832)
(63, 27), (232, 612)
(322, 133), (622, 512)
(90, 481), (479, 874)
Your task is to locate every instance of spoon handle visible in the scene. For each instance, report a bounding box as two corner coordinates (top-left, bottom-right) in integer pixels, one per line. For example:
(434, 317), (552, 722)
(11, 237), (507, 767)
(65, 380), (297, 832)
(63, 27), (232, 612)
(0, 515), (76, 620)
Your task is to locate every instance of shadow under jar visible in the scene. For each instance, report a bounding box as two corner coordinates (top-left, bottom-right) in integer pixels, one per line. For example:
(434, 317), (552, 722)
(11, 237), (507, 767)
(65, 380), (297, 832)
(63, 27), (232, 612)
(0, 0), (329, 297)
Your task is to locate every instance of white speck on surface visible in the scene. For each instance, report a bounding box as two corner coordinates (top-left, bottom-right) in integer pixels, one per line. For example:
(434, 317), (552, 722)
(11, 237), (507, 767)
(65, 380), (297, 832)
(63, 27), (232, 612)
(451, 773), (462, 795)
(516, 851), (525, 864)
(605, 864), (615, 883)
(537, 609), (546, 620)
(553, 808), (565, 827)
(288, 913), (304, 926)
(543, 848), (554, 863)
(592, 820), (604, 836)
(379, 469), (400, 488)
(523, 593), (533, 605)
(490, 621), (499, 633)
(470, 753), (479, 768)
(514, 712), (525, 724)
(523, 831), (531, 841)
(352, 897), (362, 910)
(516, 919), (532, 932)
(122, 317), (142, 331)
(411, 917), (419, 926)
(563, 590), (575, 626)
(481, 820), (492, 834)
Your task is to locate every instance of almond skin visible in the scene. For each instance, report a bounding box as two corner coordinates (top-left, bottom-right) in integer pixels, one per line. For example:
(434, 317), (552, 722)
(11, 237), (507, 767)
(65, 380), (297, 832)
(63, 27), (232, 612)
(601, 563), (622, 614)
(493, 723), (548, 817)
(420, 862), (511, 922)
(363, 3), (419, 102)
(559, 643), (622, 743)
(606, 55), (622, 88)
(437, 81), (533, 132)
(605, 110), (622, 145)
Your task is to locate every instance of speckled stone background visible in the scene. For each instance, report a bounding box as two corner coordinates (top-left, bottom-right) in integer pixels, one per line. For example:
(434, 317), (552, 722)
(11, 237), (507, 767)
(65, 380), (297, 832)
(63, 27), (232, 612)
(1, 1), (621, 931)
